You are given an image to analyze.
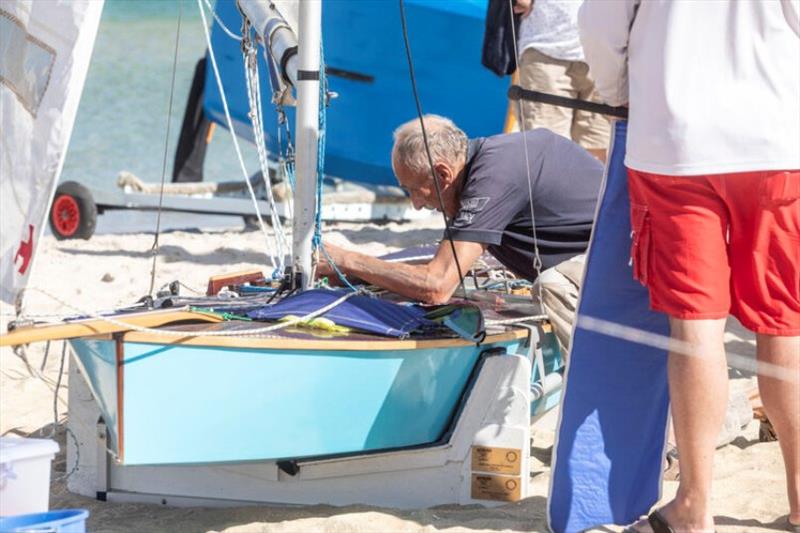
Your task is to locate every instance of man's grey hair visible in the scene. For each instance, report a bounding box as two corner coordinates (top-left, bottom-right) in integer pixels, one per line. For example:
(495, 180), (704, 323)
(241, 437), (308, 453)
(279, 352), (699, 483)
(391, 115), (468, 175)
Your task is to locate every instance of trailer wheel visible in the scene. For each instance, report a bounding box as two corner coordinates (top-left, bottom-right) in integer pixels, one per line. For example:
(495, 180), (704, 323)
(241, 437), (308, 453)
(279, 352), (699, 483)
(49, 181), (97, 240)
(243, 215), (260, 230)
(243, 214), (287, 229)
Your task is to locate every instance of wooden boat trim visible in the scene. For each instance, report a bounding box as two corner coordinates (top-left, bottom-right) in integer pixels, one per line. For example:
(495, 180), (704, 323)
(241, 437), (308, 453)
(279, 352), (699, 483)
(119, 327), (530, 351)
(114, 334), (125, 463)
(0, 309), (225, 347)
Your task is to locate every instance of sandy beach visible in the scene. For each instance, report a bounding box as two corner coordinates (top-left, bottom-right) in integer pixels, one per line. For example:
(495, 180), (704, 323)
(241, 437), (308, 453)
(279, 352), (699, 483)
(0, 220), (792, 532)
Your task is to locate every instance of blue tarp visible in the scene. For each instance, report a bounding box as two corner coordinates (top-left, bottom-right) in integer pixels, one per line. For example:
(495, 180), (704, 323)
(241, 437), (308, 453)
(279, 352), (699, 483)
(549, 121), (671, 532)
(247, 289), (438, 338)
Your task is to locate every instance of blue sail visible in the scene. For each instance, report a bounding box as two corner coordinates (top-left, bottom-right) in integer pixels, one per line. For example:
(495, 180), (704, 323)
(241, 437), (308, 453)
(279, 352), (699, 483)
(549, 121), (671, 532)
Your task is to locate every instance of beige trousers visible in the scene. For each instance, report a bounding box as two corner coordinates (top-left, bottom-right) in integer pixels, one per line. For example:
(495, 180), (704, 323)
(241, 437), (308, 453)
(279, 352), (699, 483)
(516, 48), (611, 151)
(535, 254), (585, 357)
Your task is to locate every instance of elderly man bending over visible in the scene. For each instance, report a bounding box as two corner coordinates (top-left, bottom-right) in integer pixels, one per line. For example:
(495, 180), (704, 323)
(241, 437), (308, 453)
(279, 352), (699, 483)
(320, 115), (603, 350)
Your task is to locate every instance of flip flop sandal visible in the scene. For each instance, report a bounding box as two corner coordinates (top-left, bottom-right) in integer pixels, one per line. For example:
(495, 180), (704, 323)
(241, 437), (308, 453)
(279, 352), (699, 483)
(621, 513), (661, 533)
(622, 509), (718, 533)
(648, 510), (676, 533)
(786, 517), (800, 532)
(647, 509), (718, 533)
(760, 418), (778, 442)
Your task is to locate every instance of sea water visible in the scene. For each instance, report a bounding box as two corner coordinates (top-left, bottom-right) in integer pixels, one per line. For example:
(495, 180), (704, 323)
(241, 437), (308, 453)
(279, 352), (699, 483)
(60, 0), (260, 233)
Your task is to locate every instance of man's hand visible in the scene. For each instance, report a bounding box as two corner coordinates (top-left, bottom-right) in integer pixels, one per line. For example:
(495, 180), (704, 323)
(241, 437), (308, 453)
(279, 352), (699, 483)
(313, 239), (486, 304)
(316, 242), (347, 282)
(513, 0), (534, 18)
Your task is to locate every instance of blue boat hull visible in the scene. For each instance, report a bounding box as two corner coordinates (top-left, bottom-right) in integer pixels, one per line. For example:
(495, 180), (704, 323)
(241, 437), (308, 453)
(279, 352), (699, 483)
(70, 335), (524, 465)
(205, 0), (508, 187)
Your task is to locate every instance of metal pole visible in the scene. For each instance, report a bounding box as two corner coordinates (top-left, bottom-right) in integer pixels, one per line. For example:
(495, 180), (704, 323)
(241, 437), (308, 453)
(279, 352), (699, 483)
(292, 0), (321, 289)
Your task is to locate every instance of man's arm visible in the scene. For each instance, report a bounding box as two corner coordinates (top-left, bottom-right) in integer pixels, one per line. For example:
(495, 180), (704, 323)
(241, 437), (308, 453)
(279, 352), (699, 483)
(577, 0), (640, 107)
(319, 240), (486, 304)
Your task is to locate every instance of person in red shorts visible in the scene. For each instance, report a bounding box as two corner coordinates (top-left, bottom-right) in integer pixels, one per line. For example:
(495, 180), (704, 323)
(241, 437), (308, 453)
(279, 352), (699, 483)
(578, 1), (800, 532)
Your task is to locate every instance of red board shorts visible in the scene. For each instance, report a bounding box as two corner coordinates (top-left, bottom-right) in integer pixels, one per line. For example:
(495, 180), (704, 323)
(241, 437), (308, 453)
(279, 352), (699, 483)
(627, 169), (800, 336)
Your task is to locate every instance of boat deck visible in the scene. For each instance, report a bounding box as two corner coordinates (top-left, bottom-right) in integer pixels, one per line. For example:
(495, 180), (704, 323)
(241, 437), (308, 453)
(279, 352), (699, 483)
(119, 291), (542, 349)
(1, 289), (544, 350)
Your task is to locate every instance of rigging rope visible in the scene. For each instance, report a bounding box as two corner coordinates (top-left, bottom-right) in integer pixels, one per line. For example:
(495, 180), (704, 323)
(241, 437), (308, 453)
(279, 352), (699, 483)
(242, 21), (291, 276)
(197, 0), (281, 271)
(506, 0), (545, 312)
(397, 0), (468, 298)
(202, 0), (242, 41)
(260, 37), (296, 219)
(20, 286), (359, 339)
(147, 1), (183, 298)
(309, 45), (358, 292)
(312, 45), (327, 253)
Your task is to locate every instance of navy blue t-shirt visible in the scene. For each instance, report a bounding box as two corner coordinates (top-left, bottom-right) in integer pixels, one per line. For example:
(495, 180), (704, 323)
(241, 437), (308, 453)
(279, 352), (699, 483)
(449, 129), (603, 281)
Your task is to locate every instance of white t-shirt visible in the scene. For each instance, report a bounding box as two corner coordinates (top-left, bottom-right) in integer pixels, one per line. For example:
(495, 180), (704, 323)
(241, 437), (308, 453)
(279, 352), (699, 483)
(518, 0), (585, 62)
(578, 0), (800, 176)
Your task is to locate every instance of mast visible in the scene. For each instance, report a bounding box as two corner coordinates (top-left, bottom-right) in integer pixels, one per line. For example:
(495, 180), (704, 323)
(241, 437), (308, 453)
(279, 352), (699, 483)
(237, 0), (320, 290)
(291, 0), (322, 290)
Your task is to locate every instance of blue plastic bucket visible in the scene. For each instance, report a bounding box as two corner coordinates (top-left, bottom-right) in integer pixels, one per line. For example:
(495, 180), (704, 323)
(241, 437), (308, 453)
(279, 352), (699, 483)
(0, 509), (89, 532)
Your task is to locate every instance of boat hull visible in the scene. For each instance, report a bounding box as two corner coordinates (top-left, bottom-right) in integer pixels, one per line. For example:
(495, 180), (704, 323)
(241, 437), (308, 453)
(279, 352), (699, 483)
(69, 335), (524, 465)
(205, 0), (508, 187)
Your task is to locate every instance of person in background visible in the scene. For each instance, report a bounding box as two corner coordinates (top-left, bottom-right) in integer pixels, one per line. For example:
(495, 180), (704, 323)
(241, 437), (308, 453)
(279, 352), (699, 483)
(578, 1), (800, 532)
(514, 0), (610, 162)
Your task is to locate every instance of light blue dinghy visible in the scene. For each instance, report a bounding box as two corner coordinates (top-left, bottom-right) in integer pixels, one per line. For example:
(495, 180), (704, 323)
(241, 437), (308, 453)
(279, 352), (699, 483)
(0, 0), (566, 473)
(66, 294), (536, 466)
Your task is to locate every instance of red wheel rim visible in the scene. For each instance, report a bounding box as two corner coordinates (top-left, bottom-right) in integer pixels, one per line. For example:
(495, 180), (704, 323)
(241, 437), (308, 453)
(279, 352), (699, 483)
(52, 195), (81, 237)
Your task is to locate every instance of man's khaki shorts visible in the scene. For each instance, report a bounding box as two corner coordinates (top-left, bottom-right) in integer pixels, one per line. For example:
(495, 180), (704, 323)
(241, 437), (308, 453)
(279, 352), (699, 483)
(536, 254), (586, 356)
(516, 48), (610, 151)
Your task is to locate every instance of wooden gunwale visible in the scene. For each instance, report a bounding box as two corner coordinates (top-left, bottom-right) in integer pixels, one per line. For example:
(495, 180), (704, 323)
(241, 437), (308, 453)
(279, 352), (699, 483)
(118, 327), (529, 351)
(0, 308), (224, 347)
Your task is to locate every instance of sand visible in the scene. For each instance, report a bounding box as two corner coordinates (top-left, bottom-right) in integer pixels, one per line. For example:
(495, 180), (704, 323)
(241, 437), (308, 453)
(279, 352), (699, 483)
(0, 220), (792, 532)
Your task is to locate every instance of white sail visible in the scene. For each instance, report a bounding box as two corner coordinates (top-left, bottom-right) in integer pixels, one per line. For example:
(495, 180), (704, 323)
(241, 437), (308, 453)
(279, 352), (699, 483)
(0, 0), (103, 307)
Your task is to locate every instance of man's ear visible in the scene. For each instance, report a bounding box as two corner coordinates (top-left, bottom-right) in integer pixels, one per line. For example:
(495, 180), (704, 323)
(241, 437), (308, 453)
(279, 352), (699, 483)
(433, 162), (453, 184)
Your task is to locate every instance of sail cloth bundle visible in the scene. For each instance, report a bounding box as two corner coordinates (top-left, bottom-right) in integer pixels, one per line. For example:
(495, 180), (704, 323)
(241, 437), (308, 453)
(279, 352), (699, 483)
(247, 289), (436, 338)
(548, 121), (670, 532)
(247, 289), (486, 341)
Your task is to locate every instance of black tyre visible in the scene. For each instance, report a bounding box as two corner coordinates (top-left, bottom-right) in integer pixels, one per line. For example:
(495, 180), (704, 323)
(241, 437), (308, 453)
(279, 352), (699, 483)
(243, 215), (261, 230)
(242, 214), (287, 229)
(49, 181), (97, 240)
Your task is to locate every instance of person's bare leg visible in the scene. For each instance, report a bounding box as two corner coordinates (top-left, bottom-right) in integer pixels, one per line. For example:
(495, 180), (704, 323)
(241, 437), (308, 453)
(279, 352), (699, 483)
(632, 317), (728, 532)
(756, 334), (800, 525)
(587, 148), (607, 163)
